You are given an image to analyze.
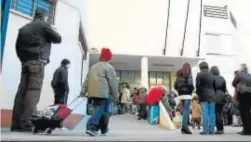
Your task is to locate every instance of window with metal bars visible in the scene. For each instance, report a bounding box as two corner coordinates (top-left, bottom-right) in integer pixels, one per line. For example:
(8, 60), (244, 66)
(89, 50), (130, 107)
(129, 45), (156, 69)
(11, 0), (56, 24)
(204, 5), (228, 19)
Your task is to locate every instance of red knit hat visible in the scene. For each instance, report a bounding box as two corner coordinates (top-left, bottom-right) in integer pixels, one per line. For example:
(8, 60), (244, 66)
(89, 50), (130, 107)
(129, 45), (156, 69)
(99, 47), (112, 61)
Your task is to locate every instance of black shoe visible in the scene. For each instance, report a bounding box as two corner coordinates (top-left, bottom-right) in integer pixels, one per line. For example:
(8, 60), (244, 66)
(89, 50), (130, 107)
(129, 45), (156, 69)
(239, 131), (251, 135)
(200, 131), (209, 135)
(237, 131), (244, 134)
(214, 130), (224, 134)
(10, 127), (21, 132)
(19, 123), (33, 132)
(11, 127), (32, 132)
(240, 132), (251, 135)
(11, 125), (32, 132)
(181, 128), (192, 134)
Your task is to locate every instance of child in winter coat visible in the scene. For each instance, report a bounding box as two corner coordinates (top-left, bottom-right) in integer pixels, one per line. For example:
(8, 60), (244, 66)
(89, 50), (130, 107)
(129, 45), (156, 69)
(191, 96), (202, 129)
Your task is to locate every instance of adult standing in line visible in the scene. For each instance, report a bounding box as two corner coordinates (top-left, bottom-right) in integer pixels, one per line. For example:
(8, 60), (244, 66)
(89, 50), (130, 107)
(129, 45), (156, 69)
(174, 63), (194, 134)
(51, 59), (70, 104)
(11, 8), (61, 132)
(232, 64), (251, 135)
(210, 66), (227, 134)
(137, 86), (148, 120)
(120, 84), (131, 114)
(79, 48), (118, 136)
(196, 62), (216, 135)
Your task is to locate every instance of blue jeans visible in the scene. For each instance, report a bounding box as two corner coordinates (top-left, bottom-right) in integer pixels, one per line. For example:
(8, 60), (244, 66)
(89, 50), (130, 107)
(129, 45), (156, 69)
(86, 98), (110, 133)
(201, 102), (216, 133)
(182, 100), (191, 129)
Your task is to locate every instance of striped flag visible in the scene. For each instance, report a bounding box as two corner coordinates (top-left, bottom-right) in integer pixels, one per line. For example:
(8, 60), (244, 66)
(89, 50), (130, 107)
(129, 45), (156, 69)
(204, 5), (228, 19)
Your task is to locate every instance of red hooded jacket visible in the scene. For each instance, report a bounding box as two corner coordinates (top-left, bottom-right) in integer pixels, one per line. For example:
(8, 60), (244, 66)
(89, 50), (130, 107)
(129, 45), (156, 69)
(145, 87), (165, 105)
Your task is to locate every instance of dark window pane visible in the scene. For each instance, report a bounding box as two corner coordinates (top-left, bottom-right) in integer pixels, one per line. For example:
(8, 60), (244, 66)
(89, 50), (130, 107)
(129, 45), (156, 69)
(116, 70), (121, 81)
(16, 0), (33, 16)
(156, 72), (163, 84)
(11, 0), (55, 24)
(149, 72), (156, 84)
(135, 71), (141, 84)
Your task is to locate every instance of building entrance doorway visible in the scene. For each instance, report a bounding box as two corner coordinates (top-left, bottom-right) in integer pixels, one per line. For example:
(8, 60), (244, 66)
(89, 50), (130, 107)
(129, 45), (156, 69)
(116, 70), (171, 91)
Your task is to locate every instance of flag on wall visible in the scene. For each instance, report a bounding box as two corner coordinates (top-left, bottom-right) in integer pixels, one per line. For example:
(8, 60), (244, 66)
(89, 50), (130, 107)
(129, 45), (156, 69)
(204, 5), (228, 19)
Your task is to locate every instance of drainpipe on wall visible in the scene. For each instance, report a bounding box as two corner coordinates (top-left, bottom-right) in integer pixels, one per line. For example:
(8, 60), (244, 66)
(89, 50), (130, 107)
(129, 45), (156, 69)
(196, 0), (203, 57)
(180, 0), (191, 56)
(1, 0), (11, 70)
(163, 0), (171, 55)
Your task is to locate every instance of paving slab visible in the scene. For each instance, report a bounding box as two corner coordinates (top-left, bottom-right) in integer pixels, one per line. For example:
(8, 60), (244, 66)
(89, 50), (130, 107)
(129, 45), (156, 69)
(1, 114), (250, 141)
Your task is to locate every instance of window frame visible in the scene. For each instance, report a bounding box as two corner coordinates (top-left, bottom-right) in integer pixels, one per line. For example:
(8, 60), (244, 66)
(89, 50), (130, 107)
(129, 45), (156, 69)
(205, 33), (223, 55)
(10, 0), (57, 25)
(78, 20), (88, 60)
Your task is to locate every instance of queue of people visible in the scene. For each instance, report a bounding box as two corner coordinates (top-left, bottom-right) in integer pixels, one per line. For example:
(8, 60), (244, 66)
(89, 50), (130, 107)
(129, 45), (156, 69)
(9, 7), (250, 138)
(174, 62), (251, 136)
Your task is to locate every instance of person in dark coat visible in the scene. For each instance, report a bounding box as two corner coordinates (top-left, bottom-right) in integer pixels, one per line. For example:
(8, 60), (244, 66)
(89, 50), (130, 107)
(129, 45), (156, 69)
(223, 93), (233, 126)
(174, 63), (194, 134)
(196, 62), (216, 135)
(51, 59), (70, 104)
(232, 64), (251, 135)
(11, 8), (61, 132)
(137, 87), (148, 120)
(210, 66), (227, 134)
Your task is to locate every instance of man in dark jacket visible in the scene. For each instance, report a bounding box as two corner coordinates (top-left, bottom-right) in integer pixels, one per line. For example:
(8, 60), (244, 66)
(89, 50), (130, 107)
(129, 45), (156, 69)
(196, 62), (216, 135)
(11, 8), (61, 132)
(232, 64), (251, 135)
(210, 66), (227, 134)
(51, 59), (70, 104)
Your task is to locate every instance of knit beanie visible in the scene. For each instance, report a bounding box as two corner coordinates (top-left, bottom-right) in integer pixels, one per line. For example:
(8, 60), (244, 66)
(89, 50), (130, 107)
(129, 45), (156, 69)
(99, 47), (112, 61)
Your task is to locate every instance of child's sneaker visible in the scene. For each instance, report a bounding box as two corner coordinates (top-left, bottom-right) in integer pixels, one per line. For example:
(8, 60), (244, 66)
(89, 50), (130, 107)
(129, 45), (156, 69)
(86, 130), (97, 136)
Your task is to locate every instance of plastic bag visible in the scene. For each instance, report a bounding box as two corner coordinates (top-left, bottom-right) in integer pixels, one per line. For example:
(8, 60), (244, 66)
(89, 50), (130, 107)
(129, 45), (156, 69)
(40, 105), (59, 118)
(173, 115), (182, 129)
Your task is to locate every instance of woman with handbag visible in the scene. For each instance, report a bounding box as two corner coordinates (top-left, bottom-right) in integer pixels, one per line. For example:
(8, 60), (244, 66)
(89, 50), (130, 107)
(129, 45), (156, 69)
(174, 63), (194, 134)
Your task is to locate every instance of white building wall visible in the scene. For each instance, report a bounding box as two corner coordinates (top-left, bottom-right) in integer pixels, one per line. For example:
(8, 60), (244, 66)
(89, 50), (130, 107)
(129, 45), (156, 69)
(83, 0), (204, 57)
(229, 0), (251, 70)
(2, 0), (89, 113)
(83, 0), (239, 93)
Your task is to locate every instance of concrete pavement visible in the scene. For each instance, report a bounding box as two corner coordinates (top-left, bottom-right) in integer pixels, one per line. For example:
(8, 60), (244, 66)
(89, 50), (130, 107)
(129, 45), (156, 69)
(1, 114), (250, 141)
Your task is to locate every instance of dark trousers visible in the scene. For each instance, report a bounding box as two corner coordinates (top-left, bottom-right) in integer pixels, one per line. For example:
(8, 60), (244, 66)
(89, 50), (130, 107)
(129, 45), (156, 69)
(239, 94), (251, 134)
(215, 104), (224, 131)
(54, 91), (68, 104)
(86, 98), (110, 133)
(11, 60), (44, 130)
(192, 117), (201, 129)
(138, 103), (147, 119)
